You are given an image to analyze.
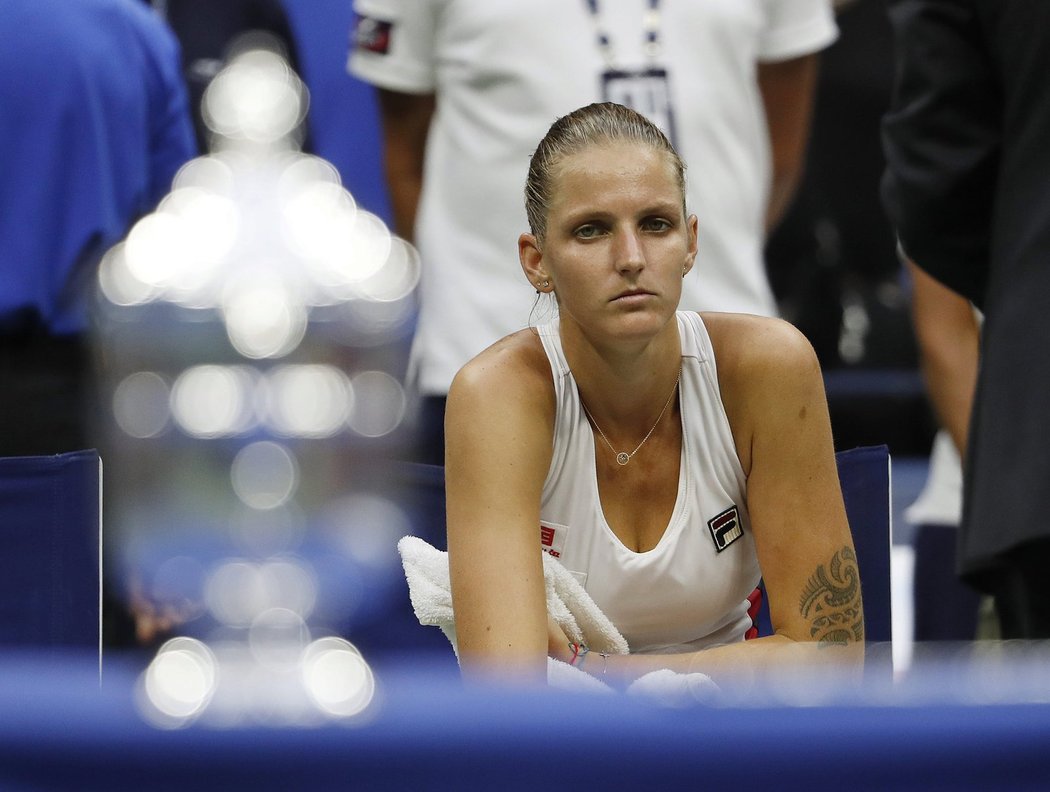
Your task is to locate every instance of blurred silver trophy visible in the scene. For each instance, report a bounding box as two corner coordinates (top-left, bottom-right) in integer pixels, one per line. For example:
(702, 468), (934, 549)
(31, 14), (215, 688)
(94, 37), (418, 726)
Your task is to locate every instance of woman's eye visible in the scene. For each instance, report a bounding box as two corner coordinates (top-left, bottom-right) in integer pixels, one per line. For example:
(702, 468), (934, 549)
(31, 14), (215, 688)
(574, 224), (602, 239)
(643, 217), (672, 232)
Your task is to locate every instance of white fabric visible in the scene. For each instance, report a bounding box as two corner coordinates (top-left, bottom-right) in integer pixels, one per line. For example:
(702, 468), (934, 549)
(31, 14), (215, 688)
(349, 0), (838, 395)
(904, 429), (963, 527)
(398, 534), (628, 658)
(538, 311), (762, 654)
(397, 535), (718, 700)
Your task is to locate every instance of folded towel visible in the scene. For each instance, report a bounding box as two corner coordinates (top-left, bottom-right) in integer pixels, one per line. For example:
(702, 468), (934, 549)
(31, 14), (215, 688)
(397, 535), (718, 702)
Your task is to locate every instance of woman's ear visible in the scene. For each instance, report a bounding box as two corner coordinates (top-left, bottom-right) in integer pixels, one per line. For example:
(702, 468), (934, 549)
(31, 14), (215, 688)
(519, 233), (552, 292)
(683, 214), (699, 277)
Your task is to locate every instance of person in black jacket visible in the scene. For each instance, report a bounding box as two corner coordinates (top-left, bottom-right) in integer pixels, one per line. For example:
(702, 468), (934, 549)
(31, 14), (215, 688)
(882, 0), (1050, 638)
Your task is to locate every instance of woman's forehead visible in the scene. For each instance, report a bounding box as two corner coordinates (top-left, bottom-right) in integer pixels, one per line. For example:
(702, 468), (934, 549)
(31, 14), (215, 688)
(549, 142), (682, 199)
(556, 139), (669, 168)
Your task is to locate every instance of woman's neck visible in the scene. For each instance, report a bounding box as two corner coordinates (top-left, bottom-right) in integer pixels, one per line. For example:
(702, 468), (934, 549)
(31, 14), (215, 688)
(559, 314), (682, 427)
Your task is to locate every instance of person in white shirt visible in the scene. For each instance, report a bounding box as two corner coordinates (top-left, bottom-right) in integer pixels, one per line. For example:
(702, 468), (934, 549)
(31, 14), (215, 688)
(445, 102), (861, 685)
(348, 0), (838, 463)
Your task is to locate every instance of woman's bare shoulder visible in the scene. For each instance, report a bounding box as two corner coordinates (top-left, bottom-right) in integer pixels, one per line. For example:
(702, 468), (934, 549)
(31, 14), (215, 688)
(698, 312), (822, 473)
(446, 329), (556, 485)
(449, 328), (554, 410)
(699, 311), (818, 381)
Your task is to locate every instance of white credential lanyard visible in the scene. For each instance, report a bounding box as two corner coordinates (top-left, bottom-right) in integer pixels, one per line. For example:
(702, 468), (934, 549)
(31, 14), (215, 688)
(584, 0), (663, 69)
(582, 0), (678, 146)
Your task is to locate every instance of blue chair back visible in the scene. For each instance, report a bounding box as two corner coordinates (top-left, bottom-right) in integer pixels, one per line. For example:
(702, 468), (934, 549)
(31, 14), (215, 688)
(0, 450), (101, 654)
(835, 445), (892, 644)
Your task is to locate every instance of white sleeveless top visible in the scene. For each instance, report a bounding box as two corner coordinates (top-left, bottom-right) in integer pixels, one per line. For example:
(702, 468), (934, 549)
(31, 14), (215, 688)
(538, 312), (761, 654)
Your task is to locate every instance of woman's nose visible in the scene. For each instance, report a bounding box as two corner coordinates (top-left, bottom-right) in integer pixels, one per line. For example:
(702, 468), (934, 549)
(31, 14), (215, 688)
(614, 229), (645, 273)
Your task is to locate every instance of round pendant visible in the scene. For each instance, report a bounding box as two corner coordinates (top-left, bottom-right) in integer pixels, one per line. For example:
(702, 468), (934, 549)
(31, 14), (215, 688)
(616, 452), (630, 466)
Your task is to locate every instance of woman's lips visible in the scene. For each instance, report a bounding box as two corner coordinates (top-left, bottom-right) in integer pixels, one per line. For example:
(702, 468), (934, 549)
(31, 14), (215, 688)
(612, 290), (653, 303)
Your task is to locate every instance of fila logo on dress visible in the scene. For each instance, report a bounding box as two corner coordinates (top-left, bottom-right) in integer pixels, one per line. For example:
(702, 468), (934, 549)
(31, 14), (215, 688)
(708, 505), (743, 552)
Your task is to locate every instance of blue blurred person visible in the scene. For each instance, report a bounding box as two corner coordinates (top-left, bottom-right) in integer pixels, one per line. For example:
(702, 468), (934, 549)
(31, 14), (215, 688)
(0, 0), (195, 456)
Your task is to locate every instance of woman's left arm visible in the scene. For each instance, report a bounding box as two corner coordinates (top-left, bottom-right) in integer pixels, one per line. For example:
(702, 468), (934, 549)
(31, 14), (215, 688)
(731, 317), (863, 653)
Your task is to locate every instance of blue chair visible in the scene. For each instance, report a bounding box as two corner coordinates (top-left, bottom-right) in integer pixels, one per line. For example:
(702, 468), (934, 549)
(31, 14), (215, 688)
(0, 449), (101, 656)
(835, 445), (892, 644)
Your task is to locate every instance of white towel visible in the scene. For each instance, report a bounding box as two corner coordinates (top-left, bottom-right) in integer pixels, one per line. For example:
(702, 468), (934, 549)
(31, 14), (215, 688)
(397, 535), (717, 701)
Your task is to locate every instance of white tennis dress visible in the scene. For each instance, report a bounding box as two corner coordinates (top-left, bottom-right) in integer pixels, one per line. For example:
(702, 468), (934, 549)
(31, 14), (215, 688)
(538, 311), (761, 654)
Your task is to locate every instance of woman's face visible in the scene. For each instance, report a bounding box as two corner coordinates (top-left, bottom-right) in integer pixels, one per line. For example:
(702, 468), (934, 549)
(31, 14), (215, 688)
(522, 141), (698, 346)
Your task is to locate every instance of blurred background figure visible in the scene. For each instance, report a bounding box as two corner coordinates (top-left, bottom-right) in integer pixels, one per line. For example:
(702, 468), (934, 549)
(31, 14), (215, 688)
(766, 0), (931, 455)
(142, 0), (313, 154)
(903, 259), (982, 642)
(883, 0), (1050, 638)
(0, 0), (196, 458)
(348, 0), (838, 464)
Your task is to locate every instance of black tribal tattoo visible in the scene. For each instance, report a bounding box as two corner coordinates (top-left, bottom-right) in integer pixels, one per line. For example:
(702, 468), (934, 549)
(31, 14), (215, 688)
(799, 546), (864, 646)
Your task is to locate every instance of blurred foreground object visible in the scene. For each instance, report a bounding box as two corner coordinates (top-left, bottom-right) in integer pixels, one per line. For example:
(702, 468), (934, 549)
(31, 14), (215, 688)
(4, 644), (1050, 784)
(94, 42), (421, 697)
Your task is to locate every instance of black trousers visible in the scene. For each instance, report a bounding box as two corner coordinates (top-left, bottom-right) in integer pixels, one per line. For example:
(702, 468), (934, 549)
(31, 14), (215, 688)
(992, 538), (1050, 640)
(0, 332), (95, 457)
(913, 523), (981, 641)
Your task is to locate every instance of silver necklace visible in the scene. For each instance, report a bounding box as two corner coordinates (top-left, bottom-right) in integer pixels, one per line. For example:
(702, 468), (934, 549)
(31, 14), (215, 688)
(580, 371), (681, 466)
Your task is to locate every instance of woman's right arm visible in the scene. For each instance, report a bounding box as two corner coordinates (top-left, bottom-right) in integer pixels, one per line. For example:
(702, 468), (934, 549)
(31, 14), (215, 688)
(445, 337), (556, 684)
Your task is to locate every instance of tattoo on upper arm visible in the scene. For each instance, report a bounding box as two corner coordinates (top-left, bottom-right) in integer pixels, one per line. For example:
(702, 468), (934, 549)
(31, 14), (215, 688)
(799, 546), (864, 646)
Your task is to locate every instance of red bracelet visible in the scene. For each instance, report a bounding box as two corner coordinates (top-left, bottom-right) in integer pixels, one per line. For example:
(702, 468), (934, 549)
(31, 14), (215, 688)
(568, 642), (581, 665)
(568, 642), (591, 668)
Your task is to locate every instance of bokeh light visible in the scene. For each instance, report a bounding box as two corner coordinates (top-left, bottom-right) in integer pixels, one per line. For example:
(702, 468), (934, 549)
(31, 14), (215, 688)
(301, 637), (376, 719)
(97, 243), (158, 307)
(138, 637), (218, 728)
(202, 48), (307, 144)
(281, 181), (358, 263)
(259, 364), (352, 438)
(222, 277), (308, 359)
(205, 560), (268, 627)
(154, 187), (240, 300)
(358, 237), (421, 303)
(112, 371), (171, 439)
(307, 210), (393, 296)
(123, 212), (191, 289)
(173, 154), (236, 195)
(347, 371), (406, 437)
(170, 365), (256, 437)
(230, 441), (299, 510)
